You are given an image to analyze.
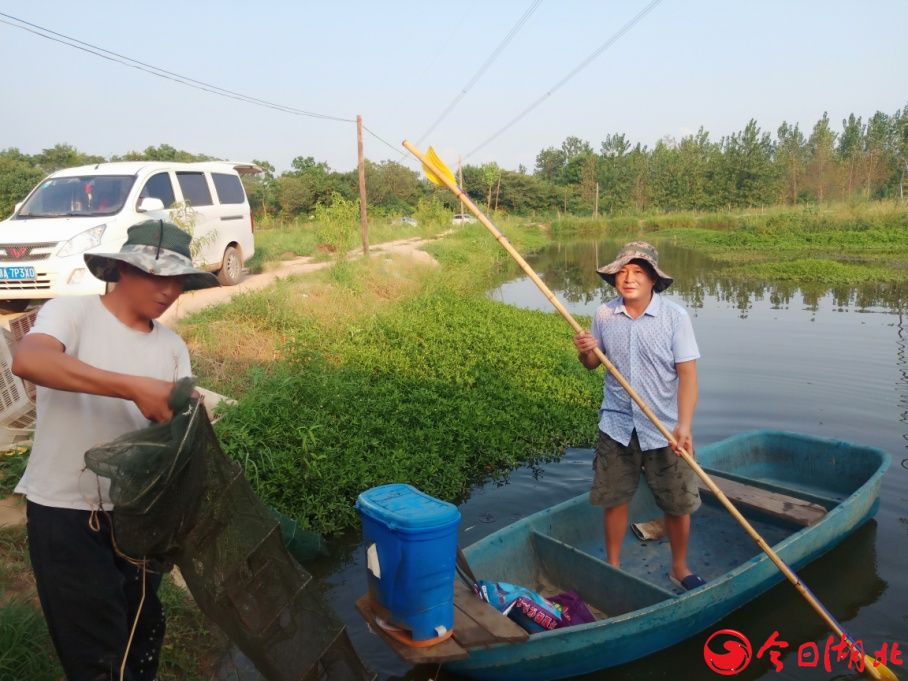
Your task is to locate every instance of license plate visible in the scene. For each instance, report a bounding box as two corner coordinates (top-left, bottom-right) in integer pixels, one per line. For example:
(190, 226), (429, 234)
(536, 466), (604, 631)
(0, 267), (36, 280)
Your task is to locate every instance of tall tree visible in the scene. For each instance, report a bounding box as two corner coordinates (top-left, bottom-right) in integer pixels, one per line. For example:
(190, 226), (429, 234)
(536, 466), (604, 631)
(863, 111), (891, 198)
(480, 162), (502, 210)
(720, 120), (776, 208)
(895, 105), (908, 201)
(599, 133), (634, 212)
(776, 121), (808, 204)
(807, 112), (838, 203)
(838, 113), (864, 199)
(534, 147), (566, 183)
(675, 128), (717, 210)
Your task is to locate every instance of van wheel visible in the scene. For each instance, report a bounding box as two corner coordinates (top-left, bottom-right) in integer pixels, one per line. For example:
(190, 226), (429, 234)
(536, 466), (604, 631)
(0, 299), (30, 313)
(217, 245), (243, 286)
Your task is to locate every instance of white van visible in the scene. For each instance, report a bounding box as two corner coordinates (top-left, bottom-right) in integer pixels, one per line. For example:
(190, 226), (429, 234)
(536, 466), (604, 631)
(0, 160), (258, 311)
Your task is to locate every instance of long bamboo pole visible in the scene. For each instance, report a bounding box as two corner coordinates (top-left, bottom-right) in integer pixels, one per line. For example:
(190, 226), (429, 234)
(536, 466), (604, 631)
(402, 139), (897, 681)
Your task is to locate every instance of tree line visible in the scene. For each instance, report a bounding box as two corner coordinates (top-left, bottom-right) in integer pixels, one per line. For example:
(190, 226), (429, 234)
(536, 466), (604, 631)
(2, 104), (907, 220)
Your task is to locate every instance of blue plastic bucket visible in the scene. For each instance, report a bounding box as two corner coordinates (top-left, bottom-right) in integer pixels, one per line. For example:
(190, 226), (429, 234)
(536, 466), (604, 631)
(355, 484), (460, 641)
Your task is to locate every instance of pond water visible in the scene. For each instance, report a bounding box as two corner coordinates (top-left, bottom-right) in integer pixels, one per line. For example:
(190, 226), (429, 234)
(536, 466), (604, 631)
(257, 238), (908, 681)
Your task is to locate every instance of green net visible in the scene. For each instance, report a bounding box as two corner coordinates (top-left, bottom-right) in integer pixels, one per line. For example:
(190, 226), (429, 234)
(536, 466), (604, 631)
(84, 381), (373, 681)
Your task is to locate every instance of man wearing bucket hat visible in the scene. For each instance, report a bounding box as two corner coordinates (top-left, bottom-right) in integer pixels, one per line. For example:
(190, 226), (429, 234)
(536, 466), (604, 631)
(12, 219), (218, 680)
(573, 241), (705, 592)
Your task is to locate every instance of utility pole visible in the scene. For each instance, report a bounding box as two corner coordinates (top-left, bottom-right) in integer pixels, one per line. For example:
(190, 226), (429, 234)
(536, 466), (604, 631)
(494, 174), (501, 212)
(458, 156), (465, 216)
(356, 114), (368, 255)
(593, 181), (599, 218)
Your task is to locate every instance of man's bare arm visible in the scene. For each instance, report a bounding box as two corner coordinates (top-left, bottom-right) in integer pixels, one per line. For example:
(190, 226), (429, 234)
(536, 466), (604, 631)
(671, 359), (698, 455)
(12, 333), (175, 422)
(573, 331), (602, 370)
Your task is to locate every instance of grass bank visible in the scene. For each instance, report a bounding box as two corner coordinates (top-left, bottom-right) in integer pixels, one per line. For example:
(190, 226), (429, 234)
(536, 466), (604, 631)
(182, 220), (601, 535)
(550, 201), (908, 285)
(0, 525), (226, 681)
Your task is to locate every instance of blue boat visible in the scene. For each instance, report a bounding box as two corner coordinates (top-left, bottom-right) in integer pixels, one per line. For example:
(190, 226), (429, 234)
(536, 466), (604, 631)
(438, 430), (889, 680)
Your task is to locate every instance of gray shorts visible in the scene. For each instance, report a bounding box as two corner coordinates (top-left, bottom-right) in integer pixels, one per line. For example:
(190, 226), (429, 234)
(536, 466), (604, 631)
(590, 430), (701, 515)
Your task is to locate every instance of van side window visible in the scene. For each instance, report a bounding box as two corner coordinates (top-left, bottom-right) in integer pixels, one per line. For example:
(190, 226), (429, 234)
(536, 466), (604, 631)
(139, 172), (176, 208)
(176, 172), (213, 206)
(212, 173), (246, 204)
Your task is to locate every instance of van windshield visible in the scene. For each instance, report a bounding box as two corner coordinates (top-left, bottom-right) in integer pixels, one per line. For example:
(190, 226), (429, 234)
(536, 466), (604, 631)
(16, 175), (136, 219)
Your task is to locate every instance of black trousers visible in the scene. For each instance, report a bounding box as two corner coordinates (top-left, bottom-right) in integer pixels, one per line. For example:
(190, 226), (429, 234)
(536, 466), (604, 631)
(26, 500), (165, 681)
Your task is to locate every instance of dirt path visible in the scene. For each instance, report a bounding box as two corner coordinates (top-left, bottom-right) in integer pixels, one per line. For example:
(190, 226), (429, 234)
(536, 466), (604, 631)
(0, 494), (25, 527)
(160, 234), (440, 326)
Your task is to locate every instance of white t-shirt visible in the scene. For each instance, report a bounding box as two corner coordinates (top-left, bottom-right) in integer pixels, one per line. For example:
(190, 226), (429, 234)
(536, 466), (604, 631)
(15, 295), (191, 510)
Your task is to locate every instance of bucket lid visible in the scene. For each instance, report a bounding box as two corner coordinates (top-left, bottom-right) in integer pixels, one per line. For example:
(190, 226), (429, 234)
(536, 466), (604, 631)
(355, 483), (460, 531)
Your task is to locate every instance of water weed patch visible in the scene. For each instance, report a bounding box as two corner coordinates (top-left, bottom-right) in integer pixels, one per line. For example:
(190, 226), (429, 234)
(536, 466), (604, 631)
(213, 294), (600, 535)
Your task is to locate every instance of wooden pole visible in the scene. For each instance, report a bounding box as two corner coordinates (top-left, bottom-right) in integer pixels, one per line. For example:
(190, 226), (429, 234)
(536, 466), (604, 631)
(594, 181), (599, 218)
(494, 174), (501, 212)
(356, 115), (369, 255)
(401, 138), (897, 681)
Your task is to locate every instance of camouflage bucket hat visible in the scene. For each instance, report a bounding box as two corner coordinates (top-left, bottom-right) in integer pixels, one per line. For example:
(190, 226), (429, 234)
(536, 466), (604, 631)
(84, 219), (219, 292)
(596, 240), (673, 293)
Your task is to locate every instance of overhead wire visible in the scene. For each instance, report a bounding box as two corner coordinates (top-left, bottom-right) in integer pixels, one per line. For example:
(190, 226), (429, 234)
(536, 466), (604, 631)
(464, 0), (664, 159)
(0, 12), (354, 123)
(414, 0), (543, 147)
(362, 125), (407, 158)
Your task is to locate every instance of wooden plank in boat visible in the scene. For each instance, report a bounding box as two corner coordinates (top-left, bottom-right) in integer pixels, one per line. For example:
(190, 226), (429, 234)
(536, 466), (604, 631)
(701, 475), (827, 526)
(355, 595), (468, 664)
(453, 581), (529, 643)
(452, 604), (498, 648)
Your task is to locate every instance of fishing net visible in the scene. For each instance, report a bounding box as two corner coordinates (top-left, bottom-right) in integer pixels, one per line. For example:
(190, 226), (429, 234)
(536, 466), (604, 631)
(84, 379), (373, 681)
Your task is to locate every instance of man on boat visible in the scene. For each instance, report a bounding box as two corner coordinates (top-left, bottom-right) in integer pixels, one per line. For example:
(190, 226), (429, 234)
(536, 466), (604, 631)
(12, 220), (219, 680)
(573, 241), (705, 591)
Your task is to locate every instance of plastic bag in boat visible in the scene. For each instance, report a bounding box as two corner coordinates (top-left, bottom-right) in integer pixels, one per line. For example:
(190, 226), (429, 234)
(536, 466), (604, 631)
(477, 580), (564, 633)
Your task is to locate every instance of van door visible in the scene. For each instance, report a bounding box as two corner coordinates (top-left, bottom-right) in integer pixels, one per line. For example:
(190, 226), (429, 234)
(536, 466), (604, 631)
(210, 171), (254, 268)
(174, 170), (220, 268)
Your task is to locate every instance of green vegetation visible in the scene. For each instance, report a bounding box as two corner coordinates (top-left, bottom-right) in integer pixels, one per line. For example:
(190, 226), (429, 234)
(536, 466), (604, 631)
(181, 221), (599, 534)
(0, 449), (29, 497)
(550, 202), (908, 285)
(178, 201), (908, 538)
(0, 593), (60, 681)
(4, 102), (907, 220)
(0, 525), (226, 681)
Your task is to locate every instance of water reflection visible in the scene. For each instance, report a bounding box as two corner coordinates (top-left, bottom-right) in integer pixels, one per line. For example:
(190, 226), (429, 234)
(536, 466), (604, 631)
(501, 238), (906, 317)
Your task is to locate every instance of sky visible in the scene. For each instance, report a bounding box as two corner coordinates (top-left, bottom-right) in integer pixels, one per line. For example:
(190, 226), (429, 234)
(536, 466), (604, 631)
(1, 1), (906, 175)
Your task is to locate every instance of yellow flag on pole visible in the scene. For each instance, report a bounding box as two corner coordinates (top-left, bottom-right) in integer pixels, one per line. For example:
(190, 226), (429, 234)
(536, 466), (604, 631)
(423, 146), (458, 187)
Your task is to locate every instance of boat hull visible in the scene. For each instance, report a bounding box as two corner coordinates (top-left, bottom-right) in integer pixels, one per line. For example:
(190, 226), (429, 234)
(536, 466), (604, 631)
(446, 430), (889, 681)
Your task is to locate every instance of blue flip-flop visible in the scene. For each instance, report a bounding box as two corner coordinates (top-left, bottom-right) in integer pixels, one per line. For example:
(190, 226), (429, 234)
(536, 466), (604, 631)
(670, 573), (707, 591)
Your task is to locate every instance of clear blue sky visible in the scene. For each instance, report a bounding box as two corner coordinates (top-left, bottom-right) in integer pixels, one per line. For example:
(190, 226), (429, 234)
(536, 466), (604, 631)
(2, 1), (905, 174)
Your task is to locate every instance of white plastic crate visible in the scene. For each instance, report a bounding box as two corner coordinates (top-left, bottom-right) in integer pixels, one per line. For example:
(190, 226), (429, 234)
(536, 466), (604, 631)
(0, 332), (35, 431)
(6, 309), (38, 402)
(8, 308), (38, 346)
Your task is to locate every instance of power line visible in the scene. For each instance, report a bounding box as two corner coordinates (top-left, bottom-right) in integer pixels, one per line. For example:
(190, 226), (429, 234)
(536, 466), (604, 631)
(464, 0), (663, 159)
(414, 0), (543, 146)
(0, 12), (355, 124)
(362, 125), (405, 157)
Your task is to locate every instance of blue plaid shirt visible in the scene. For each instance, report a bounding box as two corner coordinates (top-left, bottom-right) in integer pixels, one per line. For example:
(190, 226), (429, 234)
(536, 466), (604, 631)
(591, 293), (700, 451)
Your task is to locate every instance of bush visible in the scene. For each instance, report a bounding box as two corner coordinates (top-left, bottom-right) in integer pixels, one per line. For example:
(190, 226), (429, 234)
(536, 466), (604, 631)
(314, 192), (359, 255)
(414, 196), (451, 230)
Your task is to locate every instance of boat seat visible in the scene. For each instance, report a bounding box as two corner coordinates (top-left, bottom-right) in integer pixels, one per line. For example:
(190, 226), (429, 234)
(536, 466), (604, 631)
(699, 474), (827, 527)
